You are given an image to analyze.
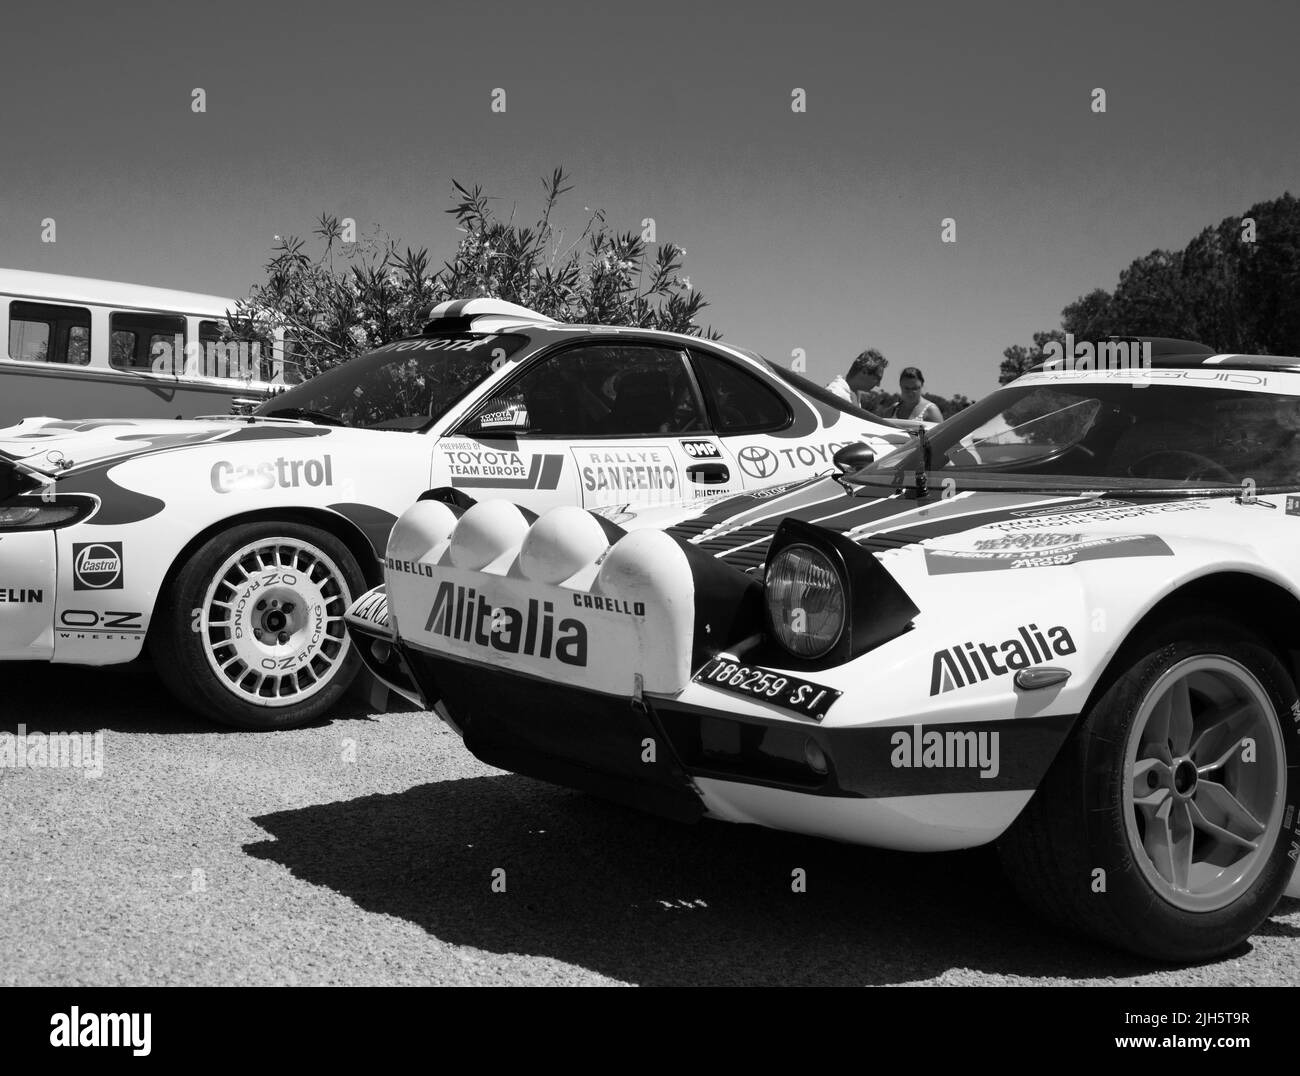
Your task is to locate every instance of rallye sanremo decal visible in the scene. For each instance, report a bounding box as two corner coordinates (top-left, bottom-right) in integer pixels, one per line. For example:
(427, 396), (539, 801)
(574, 445), (679, 504)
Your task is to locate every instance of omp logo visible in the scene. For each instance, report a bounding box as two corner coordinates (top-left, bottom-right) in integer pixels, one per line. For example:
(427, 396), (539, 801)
(72, 543), (123, 591)
(680, 439), (721, 459)
(930, 623), (1076, 695)
(424, 581), (588, 665)
(737, 445), (778, 479)
(211, 456), (334, 493)
(890, 724), (1000, 778)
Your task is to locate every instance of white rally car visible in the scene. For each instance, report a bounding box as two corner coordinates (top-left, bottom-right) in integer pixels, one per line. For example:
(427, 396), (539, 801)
(0, 299), (907, 729)
(352, 342), (1300, 960)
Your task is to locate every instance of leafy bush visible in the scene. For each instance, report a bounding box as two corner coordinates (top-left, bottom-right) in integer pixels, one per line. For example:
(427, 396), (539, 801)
(230, 168), (714, 380)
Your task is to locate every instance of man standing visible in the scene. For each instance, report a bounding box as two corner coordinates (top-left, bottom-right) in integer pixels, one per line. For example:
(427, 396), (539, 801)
(826, 348), (888, 411)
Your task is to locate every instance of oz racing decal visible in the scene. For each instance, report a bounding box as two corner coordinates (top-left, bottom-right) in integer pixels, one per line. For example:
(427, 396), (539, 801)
(57, 609), (144, 639)
(72, 542), (123, 591)
(930, 622), (1076, 695)
(925, 533), (1174, 574)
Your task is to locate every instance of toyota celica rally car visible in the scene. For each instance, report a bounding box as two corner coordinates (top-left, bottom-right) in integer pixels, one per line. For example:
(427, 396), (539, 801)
(350, 339), (1300, 960)
(0, 298), (910, 729)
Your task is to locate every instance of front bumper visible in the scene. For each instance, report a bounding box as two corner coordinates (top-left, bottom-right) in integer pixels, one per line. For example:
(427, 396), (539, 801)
(407, 645), (1077, 848)
(410, 650), (705, 823)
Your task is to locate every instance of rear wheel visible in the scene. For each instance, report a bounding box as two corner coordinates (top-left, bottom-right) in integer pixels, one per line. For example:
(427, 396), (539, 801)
(153, 521), (365, 729)
(998, 615), (1298, 961)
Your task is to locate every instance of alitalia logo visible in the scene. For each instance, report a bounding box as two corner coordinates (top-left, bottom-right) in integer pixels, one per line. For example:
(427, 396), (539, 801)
(423, 581), (588, 666)
(929, 623), (1076, 695)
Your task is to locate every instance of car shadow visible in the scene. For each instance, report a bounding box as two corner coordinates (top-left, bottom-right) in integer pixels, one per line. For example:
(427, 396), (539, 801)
(2, 662), (413, 735)
(242, 773), (1251, 985)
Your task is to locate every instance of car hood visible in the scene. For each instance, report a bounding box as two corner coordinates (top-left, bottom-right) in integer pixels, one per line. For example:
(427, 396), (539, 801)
(0, 414), (344, 479)
(655, 475), (1247, 573)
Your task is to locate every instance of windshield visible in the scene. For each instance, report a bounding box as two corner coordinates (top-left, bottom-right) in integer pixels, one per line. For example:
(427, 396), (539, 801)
(254, 333), (531, 430)
(854, 377), (1300, 491)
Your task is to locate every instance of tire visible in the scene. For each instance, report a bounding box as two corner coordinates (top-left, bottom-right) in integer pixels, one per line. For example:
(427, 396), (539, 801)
(998, 614), (1299, 962)
(152, 520), (366, 730)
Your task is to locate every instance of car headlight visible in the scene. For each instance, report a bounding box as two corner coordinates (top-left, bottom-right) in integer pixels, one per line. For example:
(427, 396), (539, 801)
(765, 544), (847, 658)
(0, 499), (93, 531)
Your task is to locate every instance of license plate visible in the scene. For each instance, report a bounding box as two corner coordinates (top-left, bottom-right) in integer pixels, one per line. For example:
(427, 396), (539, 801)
(693, 657), (841, 720)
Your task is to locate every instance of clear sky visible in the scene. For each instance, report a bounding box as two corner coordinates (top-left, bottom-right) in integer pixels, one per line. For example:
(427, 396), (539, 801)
(3, 0), (1298, 397)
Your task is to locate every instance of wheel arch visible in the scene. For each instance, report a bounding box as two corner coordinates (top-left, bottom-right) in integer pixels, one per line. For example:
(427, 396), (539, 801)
(1085, 570), (1300, 715)
(146, 506), (384, 640)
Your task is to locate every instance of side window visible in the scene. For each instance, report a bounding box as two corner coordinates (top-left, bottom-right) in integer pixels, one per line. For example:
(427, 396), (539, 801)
(7, 302), (91, 365)
(196, 319), (270, 381)
(691, 350), (791, 434)
(110, 312), (185, 371)
(465, 344), (708, 437)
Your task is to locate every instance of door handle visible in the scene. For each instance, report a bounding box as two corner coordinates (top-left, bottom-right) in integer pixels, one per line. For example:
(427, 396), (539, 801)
(686, 462), (730, 483)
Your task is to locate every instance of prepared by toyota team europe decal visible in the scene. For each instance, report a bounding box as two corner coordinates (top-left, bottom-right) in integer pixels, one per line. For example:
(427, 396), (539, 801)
(443, 444), (566, 490)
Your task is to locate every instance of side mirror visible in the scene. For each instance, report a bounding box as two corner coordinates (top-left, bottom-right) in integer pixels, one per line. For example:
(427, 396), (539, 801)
(833, 443), (875, 473)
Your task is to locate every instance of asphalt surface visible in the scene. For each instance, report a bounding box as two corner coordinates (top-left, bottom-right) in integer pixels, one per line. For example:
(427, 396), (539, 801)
(3, 661), (1299, 987)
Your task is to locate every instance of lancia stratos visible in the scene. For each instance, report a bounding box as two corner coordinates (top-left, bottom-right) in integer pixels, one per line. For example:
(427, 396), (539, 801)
(0, 298), (909, 729)
(350, 341), (1300, 960)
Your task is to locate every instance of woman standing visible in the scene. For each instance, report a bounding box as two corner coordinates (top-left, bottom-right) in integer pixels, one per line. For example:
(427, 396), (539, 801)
(886, 366), (943, 423)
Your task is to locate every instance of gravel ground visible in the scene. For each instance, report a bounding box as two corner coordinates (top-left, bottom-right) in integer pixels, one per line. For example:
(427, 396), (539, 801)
(3, 662), (1298, 987)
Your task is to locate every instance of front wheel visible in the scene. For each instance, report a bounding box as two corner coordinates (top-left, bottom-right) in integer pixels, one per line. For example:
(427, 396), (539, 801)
(153, 521), (366, 729)
(998, 615), (1299, 962)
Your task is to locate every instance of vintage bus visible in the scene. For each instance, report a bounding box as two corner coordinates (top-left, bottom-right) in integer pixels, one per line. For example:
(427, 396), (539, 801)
(0, 268), (302, 427)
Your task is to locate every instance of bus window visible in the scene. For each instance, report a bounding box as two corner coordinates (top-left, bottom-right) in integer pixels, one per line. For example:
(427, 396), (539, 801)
(8, 301), (91, 365)
(110, 312), (185, 371)
(198, 319), (271, 381)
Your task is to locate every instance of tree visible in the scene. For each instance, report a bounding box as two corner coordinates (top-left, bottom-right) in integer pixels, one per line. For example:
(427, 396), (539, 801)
(998, 192), (1300, 380)
(999, 330), (1064, 384)
(232, 168), (714, 379)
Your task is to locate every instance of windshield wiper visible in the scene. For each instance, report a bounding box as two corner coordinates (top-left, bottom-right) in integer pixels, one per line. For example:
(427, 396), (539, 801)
(260, 407), (347, 428)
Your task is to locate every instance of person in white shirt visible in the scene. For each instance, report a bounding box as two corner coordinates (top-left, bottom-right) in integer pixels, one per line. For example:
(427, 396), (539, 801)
(884, 366), (943, 424)
(827, 348), (888, 411)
